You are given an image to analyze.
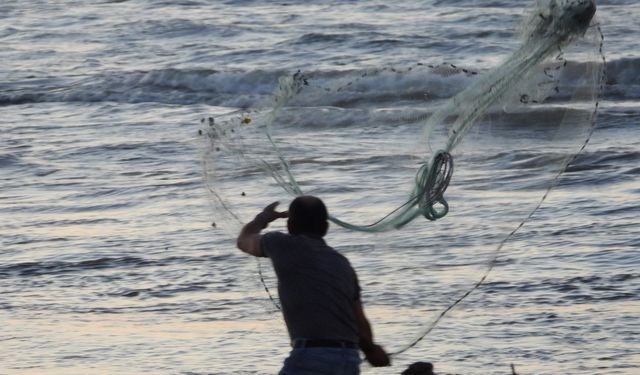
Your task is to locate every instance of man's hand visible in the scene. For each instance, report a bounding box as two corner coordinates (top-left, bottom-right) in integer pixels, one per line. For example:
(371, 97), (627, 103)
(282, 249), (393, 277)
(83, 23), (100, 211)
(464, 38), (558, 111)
(255, 201), (289, 228)
(363, 344), (390, 367)
(237, 201), (288, 257)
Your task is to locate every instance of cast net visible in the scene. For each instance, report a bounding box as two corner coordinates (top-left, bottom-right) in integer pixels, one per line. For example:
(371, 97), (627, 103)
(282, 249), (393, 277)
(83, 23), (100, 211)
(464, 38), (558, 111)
(201, 0), (604, 356)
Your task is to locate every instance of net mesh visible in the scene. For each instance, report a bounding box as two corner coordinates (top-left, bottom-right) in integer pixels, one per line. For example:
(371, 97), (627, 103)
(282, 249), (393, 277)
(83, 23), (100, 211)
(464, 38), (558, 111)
(201, 0), (605, 356)
(203, 0), (601, 234)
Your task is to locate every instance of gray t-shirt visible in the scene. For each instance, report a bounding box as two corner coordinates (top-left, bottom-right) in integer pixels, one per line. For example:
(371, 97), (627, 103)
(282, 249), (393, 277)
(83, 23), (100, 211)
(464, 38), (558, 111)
(261, 231), (361, 343)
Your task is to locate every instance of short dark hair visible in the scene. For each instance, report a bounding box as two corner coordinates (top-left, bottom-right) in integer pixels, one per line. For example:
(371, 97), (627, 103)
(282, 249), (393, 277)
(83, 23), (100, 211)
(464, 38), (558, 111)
(288, 196), (328, 236)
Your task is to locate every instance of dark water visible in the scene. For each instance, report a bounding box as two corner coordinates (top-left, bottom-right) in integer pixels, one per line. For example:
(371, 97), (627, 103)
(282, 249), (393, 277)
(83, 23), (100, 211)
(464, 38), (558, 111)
(2, 1), (639, 374)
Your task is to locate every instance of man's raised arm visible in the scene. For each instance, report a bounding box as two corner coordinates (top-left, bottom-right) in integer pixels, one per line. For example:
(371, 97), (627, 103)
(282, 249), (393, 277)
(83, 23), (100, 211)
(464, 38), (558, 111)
(236, 202), (288, 257)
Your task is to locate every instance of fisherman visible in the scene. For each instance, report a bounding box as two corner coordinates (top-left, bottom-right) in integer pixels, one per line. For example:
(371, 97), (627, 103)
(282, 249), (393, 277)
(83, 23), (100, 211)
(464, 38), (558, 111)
(237, 196), (390, 374)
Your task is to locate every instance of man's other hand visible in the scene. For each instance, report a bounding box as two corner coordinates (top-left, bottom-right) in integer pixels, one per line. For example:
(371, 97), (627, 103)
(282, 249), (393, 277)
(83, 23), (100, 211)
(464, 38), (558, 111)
(363, 344), (390, 367)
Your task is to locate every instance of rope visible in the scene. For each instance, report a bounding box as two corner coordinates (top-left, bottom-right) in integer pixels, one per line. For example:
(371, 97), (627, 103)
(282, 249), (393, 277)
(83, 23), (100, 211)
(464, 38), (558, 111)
(389, 22), (606, 357)
(328, 151), (454, 232)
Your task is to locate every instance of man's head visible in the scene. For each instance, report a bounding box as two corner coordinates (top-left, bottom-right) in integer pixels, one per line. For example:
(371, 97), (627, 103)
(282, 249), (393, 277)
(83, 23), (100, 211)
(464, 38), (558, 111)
(287, 196), (329, 237)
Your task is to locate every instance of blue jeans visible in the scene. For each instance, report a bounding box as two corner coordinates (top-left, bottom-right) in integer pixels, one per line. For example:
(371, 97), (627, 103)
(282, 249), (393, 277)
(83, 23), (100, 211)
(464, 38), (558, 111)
(278, 347), (361, 375)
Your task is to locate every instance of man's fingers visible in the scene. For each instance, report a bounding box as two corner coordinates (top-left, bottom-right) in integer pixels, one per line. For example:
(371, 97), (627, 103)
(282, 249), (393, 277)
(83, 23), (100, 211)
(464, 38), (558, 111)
(278, 210), (289, 218)
(264, 201), (280, 212)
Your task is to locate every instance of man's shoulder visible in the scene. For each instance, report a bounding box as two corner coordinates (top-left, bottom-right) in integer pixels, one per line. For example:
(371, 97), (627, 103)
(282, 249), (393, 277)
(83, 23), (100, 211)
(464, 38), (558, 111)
(261, 231), (294, 258)
(262, 230), (289, 241)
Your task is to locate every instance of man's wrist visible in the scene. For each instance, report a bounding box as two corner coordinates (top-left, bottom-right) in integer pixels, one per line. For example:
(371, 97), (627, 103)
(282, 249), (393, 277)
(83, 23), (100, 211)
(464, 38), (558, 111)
(360, 341), (376, 352)
(253, 212), (269, 229)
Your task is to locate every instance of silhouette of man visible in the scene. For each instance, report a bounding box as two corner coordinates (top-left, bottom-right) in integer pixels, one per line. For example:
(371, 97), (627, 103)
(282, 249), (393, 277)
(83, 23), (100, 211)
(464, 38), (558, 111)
(237, 196), (390, 374)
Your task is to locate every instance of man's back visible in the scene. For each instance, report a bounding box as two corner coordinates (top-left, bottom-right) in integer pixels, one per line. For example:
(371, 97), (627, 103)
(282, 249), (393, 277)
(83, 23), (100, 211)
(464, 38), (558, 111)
(236, 198), (390, 373)
(262, 231), (360, 343)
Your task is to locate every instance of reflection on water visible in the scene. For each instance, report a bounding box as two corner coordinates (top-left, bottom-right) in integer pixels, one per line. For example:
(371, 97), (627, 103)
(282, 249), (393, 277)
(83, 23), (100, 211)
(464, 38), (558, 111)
(2, 0), (640, 373)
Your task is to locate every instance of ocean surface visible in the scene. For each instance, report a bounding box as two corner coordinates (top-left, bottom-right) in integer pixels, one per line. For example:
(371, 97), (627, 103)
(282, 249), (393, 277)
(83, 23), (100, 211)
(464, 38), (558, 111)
(1, 1), (639, 374)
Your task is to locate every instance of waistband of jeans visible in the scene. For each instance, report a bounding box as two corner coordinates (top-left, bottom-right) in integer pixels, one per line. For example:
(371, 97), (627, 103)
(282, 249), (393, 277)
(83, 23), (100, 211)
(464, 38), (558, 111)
(291, 338), (359, 349)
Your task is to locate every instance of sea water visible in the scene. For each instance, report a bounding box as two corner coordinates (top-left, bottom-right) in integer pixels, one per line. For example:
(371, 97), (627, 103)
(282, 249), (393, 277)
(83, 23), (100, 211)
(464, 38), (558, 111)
(1, 1), (639, 374)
